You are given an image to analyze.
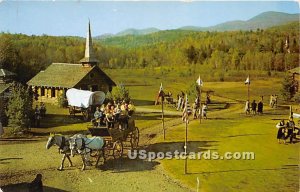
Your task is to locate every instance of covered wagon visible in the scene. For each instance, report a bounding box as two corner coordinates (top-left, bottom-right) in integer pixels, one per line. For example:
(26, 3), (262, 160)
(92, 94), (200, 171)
(66, 88), (105, 121)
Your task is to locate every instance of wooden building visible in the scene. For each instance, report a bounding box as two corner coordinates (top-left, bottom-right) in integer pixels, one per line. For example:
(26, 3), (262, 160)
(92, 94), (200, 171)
(0, 68), (16, 125)
(27, 22), (116, 103)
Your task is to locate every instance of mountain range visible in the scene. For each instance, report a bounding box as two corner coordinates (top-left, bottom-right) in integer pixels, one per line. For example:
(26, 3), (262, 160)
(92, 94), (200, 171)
(95, 11), (299, 39)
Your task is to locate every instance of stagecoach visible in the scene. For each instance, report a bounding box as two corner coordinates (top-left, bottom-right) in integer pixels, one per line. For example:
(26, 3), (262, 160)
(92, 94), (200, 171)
(66, 88), (106, 121)
(87, 117), (139, 160)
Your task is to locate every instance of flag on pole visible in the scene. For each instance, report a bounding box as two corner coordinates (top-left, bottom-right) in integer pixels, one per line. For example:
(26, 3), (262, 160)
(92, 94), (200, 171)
(155, 83), (165, 105)
(159, 83), (164, 96)
(244, 76), (250, 85)
(196, 75), (203, 86)
(182, 94), (192, 122)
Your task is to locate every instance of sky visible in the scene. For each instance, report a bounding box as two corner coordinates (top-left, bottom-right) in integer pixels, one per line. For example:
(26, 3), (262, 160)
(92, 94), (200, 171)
(0, 1), (299, 37)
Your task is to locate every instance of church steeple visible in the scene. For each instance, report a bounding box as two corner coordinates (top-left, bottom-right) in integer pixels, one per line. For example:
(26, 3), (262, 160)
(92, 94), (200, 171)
(80, 21), (99, 67)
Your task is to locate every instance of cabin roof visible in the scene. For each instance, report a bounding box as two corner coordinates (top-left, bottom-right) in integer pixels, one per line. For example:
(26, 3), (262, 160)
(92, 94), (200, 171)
(0, 69), (16, 77)
(289, 67), (300, 74)
(0, 84), (10, 94)
(27, 63), (116, 88)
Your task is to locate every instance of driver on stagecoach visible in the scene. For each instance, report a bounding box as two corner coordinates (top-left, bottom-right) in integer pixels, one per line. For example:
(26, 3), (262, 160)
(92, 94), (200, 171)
(92, 107), (103, 127)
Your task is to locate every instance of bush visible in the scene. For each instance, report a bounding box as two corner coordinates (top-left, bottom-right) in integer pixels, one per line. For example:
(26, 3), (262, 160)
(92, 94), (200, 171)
(57, 92), (67, 108)
(294, 92), (300, 103)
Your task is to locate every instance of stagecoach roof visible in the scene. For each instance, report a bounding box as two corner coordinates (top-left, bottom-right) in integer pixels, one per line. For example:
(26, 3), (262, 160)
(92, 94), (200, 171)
(27, 63), (116, 88)
(66, 88), (105, 108)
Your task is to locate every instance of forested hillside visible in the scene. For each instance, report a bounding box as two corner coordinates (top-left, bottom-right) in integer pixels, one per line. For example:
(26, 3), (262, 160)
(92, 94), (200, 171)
(0, 22), (298, 83)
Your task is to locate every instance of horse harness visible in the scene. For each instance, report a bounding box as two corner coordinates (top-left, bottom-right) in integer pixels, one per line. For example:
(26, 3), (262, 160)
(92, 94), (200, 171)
(59, 136), (66, 150)
(77, 137), (98, 154)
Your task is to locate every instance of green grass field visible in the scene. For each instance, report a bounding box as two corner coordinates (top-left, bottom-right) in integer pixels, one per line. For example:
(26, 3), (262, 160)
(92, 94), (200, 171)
(1, 73), (299, 192)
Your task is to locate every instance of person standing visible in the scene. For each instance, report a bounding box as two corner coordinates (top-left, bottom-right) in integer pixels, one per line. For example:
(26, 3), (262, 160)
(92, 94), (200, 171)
(0, 121), (3, 137)
(202, 103), (208, 119)
(245, 100), (250, 115)
(276, 120), (285, 144)
(251, 100), (257, 115)
(177, 95), (182, 111)
(257, 100), (263, 114)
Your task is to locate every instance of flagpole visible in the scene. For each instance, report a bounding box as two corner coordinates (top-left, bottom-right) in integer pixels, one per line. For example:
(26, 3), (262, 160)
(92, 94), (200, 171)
(247, 80), (250, 102)
(184, 95), (188, 174)
(199, 85), (202, 124)
(184, 116), (187, 174)
(246, 75), (250, 102)
(162, 95), (165, 141)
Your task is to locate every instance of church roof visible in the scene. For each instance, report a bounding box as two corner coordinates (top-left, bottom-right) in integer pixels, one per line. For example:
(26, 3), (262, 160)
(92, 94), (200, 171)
(27, 63), (116, 88)
(80, 21), (99, 65)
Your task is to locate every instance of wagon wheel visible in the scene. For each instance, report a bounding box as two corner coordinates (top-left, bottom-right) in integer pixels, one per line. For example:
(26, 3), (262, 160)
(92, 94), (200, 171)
(69, 106), (74, 116)
(130, 127), (139, 149)
(113, 140), (123, 159)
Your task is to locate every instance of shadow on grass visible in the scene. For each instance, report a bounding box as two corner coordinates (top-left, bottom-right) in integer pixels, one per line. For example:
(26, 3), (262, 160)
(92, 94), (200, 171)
(98, 157), (160, 173)
(224, 133), (264, 138)
(38, 114), (84, 128)
(132, 99), (155, 106)
(134, 114), (179, 121)
(0, 157), (23, 165)
(1, 183), (67, 192)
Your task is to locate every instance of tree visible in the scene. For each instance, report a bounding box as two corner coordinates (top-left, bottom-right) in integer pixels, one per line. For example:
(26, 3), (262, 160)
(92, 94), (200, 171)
(280, 74), (295, 101)
(185, 45), (198, 64)
(112, 84), (130, 103)
(6, 83), (33, 133)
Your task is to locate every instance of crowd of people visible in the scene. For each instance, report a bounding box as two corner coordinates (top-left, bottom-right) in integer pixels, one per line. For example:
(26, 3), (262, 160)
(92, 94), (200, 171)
(245, 99), (263, 115)
(91, 101), (135, 129)
(276, 117), (299, 144)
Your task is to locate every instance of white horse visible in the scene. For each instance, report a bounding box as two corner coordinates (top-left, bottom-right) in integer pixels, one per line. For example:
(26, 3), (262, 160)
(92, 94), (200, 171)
(46, 133), (86, 171)
(69, 136), (105, 170)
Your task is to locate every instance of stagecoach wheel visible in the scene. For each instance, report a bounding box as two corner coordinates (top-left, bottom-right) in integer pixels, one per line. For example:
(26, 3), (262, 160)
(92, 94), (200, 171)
(130, 127), (139, 149)
(113, 140), (123, 159)
(90, 150), (99, 158)
(69, 107), (74, 116)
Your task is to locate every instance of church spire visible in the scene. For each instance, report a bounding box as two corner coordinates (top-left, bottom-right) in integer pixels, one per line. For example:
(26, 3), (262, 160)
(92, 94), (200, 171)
(80, 20), (99, 67)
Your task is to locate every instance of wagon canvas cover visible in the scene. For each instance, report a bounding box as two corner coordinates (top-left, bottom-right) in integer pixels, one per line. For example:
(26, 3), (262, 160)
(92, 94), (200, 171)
(66, 88), (105, 108)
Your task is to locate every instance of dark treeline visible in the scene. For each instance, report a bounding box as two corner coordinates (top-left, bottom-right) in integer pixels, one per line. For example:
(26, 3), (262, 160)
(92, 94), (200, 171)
(0, 21), (298, 83)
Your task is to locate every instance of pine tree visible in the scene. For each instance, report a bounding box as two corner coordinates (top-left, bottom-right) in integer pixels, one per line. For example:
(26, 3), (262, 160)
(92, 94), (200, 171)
(6, 83), (33, 133)
(280, 74), (294, 101)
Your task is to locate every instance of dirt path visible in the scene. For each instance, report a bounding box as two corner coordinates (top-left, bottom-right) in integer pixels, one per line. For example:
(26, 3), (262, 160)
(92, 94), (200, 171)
(0, 137), (192, 192)
(1, 100), (235, 192)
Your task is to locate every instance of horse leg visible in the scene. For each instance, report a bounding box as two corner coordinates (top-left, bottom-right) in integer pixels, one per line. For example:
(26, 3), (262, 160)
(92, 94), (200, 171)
(58, 154), (66, 171)
(95, 150), (102, 168)
(85, 151), (92, 166)
(81, 154), (86, 171)
(66, 154), (73, 167)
